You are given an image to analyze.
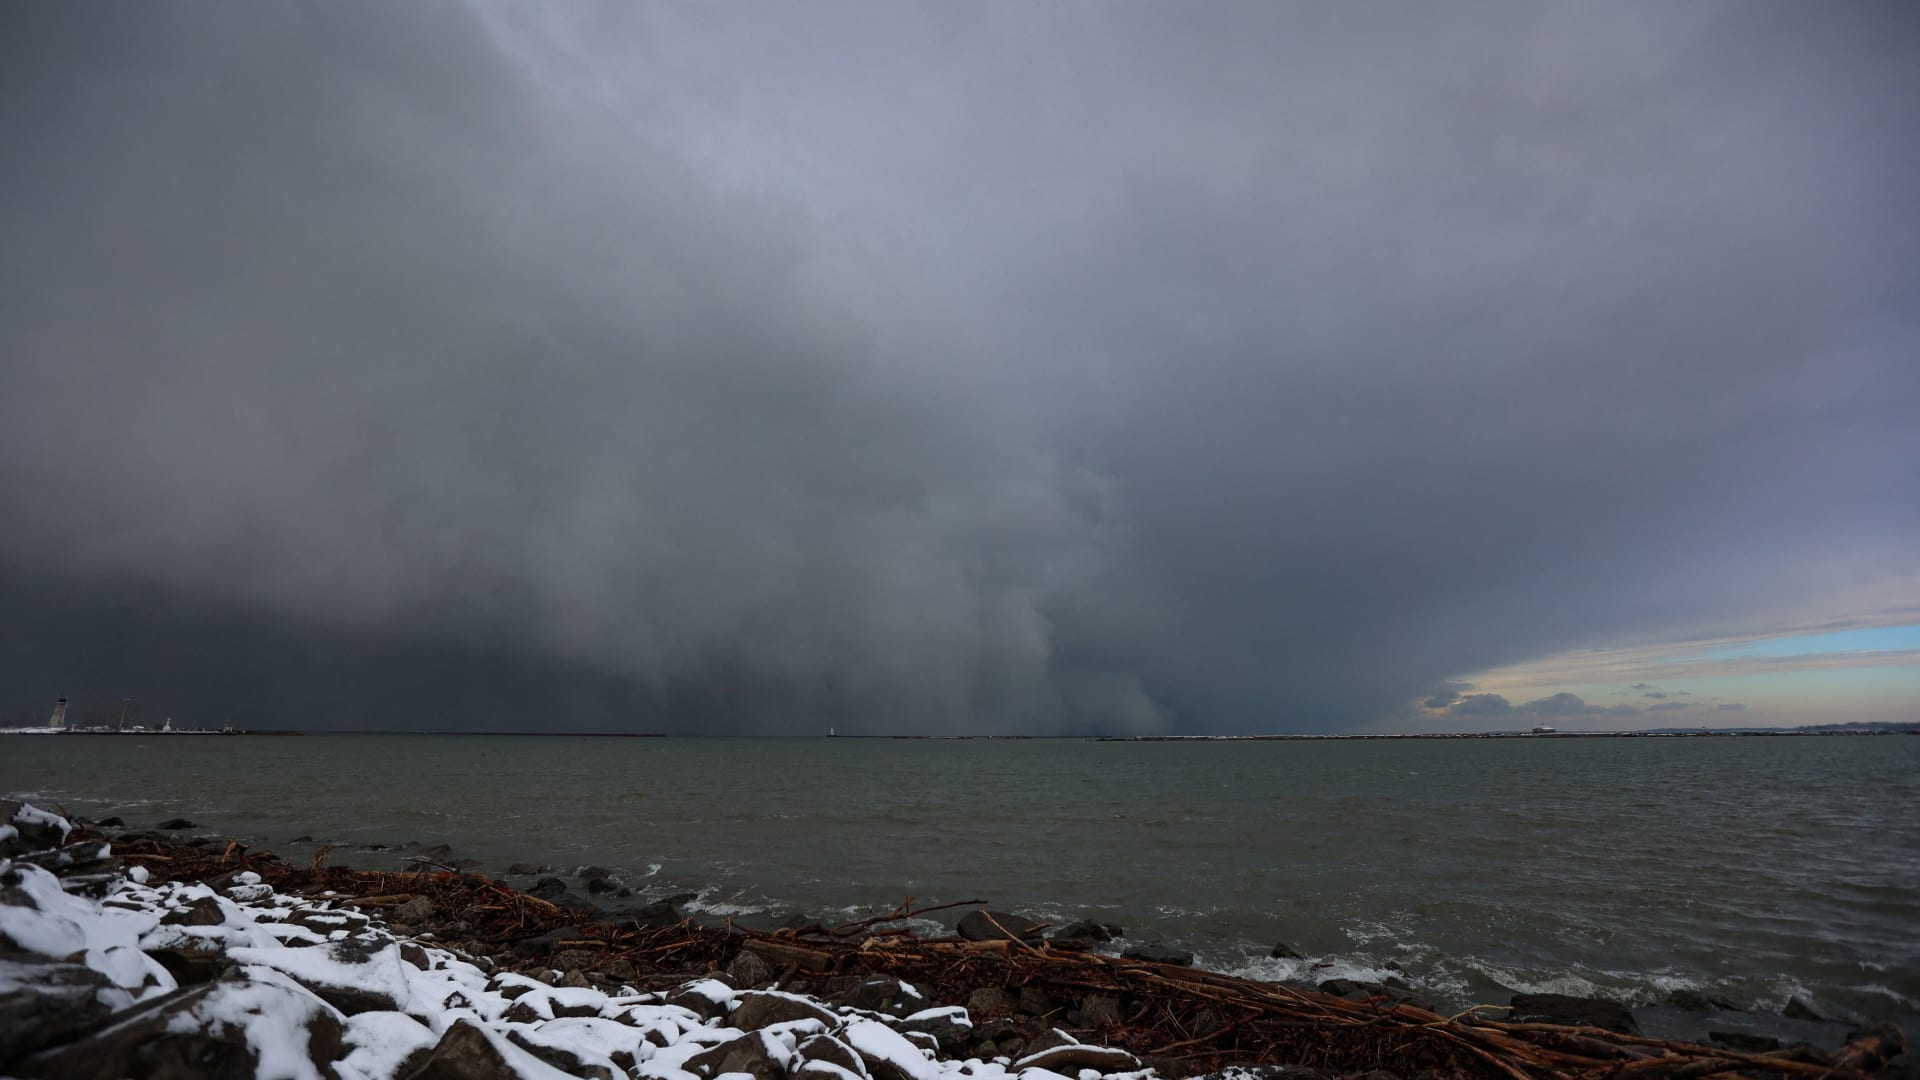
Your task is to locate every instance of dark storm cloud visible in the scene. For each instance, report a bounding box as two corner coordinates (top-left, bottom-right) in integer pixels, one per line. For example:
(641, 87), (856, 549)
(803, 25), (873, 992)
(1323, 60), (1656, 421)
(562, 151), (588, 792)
(2, 2), (1915, 732)
(1420, 680), (1473, 710)
(1517, 693), (1599, 718)
(1449, 694), (1513, 718)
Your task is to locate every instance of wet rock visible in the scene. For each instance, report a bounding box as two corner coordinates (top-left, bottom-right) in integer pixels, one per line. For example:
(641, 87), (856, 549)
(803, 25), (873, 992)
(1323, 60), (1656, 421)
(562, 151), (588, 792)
(956, 909), (1046, 943)
(727, 949), (776, 987)
(286, 834), (314, 843)
(967, 987), (1018, 1018)
(577, 865), (612, 881)
(0, 953), (121, 1061)
(1049, 919), (1122, 947)
(157, 818), (196, 830)
(95, 816), (125, 828)
(1510, 993), (1640, 1035)
(1016, 1045), (1142, 1073)
(1269, 942), (1303, 959)
(734, 990), (840, 1031)
(586, 877), (618, 894)
(1711, 1030), (1782, 1052)
(1665, 989), (1743, 1012)
(1783, 997), (1826, 1022)
(504, 862), (549, 875)
(617, 895), (692, 929)
(527, 876), (569, 901)
(687, 1032), (787, 1080)
(553, 895), (604, 918)
(1121, 942), (1195, 966)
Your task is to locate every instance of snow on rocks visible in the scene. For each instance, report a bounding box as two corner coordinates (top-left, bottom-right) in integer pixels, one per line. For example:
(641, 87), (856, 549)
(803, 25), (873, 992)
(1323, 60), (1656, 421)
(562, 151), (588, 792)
(0, 802), (1163, 1080)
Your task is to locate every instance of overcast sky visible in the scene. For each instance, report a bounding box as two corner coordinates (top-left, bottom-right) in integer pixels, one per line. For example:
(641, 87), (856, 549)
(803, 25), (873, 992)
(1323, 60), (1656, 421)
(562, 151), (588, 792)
(3, 2), (1915, 734)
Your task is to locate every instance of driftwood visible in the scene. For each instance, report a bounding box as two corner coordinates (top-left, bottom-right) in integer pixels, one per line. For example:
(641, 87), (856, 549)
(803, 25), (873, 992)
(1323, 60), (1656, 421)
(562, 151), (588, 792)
(99, 831), (1907, 1080)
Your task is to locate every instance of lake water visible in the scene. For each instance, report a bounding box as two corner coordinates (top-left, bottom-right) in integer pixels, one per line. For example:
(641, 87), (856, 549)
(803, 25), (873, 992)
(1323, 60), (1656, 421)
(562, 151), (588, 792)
(6, 733), (1916, 1032)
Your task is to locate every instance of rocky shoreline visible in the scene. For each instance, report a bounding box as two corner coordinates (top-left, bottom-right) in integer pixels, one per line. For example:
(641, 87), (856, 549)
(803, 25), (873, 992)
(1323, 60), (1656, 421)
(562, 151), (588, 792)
(3, 802), (1912, 1080)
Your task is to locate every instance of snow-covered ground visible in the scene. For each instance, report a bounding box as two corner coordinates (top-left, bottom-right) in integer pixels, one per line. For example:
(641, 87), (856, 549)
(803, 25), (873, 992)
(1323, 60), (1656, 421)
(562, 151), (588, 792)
(0, 800), (1162, 1080)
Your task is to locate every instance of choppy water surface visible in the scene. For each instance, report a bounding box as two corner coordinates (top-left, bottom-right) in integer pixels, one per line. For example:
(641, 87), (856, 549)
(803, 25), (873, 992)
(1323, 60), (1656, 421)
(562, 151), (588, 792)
(6, 734), (1916, 1028)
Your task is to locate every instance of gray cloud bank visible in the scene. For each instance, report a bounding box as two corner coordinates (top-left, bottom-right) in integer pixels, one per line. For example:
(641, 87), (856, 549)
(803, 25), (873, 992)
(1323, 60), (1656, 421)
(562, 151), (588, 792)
(2, 2), (1915, 733)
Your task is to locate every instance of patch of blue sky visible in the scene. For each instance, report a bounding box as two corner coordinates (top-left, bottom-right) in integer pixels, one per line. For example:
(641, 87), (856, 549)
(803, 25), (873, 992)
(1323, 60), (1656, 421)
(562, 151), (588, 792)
(1697, 623), (1920, 661)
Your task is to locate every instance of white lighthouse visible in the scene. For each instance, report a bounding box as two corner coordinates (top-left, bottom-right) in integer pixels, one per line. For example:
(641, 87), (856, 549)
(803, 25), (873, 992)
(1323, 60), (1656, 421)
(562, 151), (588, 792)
(49, 697), (68, 730)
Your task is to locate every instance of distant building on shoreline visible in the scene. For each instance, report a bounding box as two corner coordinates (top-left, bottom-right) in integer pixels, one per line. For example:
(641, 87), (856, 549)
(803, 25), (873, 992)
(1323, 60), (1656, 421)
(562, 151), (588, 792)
(49, 697), (68, 730)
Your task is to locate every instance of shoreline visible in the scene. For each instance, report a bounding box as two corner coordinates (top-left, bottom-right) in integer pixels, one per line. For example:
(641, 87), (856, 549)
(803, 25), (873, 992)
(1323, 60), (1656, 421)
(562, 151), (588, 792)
(5, 801), (1911, 1079)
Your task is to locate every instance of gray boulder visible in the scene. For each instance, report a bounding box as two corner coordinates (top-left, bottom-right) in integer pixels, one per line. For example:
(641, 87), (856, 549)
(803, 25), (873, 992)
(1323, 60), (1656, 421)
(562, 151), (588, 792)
(957, 910), (1046, 943)
(14, 840), (114, 874)
(824, 976), (927, 1017)
(617, 894), (694, 929)
(405, 1018), (536, 1080)
(13, 972), (343, 1080)
(796, 1033), (867, 1076)
(727, 949), (777, 988)
(161, 896), (228, 927)
(0, 953), (121, 1061)
(0, 802), (71, 856)
(687, 1032), (787, 1080)
(389, 896), (435, 925)
(967, 987), (1018, 1018)
(900, 1006), (972, 1051)
(733, 991), (839, 1031)
(1121, 942), (1194, 966)
(144, 935), (231, 986)
(506, 1030), (618, 1080)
